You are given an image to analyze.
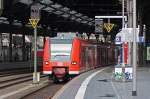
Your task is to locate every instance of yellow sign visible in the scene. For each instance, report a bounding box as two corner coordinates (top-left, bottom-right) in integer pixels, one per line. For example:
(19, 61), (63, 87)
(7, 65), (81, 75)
(29, 19), (40, 28)
(104, 23), (114, 33)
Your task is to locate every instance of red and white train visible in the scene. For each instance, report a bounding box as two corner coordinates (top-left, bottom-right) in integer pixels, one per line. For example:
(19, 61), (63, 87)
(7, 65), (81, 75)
(43, 33), (117, 83)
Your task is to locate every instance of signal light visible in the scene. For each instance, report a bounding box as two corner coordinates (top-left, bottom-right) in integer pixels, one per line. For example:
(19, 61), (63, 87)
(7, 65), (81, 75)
(71, 61), (77, 65)
(45, 61), (49, 65)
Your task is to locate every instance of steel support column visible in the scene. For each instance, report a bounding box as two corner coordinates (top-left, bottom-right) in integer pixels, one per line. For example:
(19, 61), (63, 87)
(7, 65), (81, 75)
(132, 0), (137, 96)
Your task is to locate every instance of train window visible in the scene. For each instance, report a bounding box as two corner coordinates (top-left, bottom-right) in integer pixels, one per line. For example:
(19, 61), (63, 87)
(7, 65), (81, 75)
(51, 54), (70, 61)
(50, 38), (72, 62)
(51, 39), (73, 44)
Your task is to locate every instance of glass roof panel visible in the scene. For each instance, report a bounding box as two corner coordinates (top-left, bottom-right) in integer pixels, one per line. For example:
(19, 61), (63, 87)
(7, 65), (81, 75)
(61, 7), (70, 12)
(62, 14), (70, 18)
(43, 7), (55, 11)
(51, 3), (62, 8)
(53, 10), (64, 15)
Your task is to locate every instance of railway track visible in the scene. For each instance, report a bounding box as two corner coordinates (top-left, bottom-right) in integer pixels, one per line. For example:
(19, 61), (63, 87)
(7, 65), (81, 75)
(0, 68), (33, 77)
(21, 82), (65, 99)
(0, 73), (65, 99)
(0, 67), (42, 77)
(0, 68), (66, 99)
(0, 73), (47, 89)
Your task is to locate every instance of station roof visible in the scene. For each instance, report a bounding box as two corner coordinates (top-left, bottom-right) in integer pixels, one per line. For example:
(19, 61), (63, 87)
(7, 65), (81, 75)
(0, 0), (150, 36)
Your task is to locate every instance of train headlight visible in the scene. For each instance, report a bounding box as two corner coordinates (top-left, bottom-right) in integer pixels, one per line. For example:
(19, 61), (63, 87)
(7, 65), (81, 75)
(71, 61), (77, 65)
(45, 61), (49, 65)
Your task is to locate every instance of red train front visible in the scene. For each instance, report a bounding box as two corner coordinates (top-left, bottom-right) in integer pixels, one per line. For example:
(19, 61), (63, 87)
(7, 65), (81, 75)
(43, 33), (117, 83)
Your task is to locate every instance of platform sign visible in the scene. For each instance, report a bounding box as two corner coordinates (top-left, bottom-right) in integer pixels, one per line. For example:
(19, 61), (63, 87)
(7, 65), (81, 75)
(119, 28), (139, 42)
(31, 3), (40, 19)
(95, 19), (103, 33)
(115, 36), (122, 44)
(29, 19), (40, 29)
(116, 36), (121, 42)
(29, 3), (40, 28)
(30, 3), (41, 83)
(104, 23), (114, 33)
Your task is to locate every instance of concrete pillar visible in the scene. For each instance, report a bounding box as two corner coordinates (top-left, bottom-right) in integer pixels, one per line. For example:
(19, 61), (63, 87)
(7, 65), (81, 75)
(9, 33), (12, 62)
(8, 19), (13, 62)
(22, 23), (26, 61)
(0, 34), (2, 62)
(22, 32), (25, 61)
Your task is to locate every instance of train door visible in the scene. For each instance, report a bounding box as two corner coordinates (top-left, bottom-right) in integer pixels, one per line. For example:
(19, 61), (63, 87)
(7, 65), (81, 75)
(94, 45), (97, 67)
(85, 47), (89, 71)
(80, 45), (86, 72)
(88, 46), (94, 69)
(105, 47), (108, 65)
(81, 45), (92, 71)
(101, 47), (105, 65)
(98, 46), (102, 66)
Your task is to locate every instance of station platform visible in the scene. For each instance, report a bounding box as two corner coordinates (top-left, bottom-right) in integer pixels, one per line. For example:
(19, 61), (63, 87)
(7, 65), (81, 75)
(0, 62), (32, 70)
(0, 61), (43, 71)
(52, 65), (150, 99)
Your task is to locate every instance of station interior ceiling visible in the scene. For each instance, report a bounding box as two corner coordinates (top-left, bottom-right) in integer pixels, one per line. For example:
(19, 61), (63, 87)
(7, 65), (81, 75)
(0, 0), (150, 40)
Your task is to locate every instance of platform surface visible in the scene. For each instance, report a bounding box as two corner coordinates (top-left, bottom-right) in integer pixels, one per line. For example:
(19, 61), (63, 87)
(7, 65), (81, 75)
(53, 65), (150, 99)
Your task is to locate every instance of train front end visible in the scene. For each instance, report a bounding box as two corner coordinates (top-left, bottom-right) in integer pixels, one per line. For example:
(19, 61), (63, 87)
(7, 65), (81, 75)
(43, 34), (75, 83)
(50, 42), (72, 82)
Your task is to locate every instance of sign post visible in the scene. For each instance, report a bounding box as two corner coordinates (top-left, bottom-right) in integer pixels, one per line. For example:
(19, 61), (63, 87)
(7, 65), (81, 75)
(132, 0), (137, 96)
(29, 3), (40, 84)
(0, 0), (3, 16)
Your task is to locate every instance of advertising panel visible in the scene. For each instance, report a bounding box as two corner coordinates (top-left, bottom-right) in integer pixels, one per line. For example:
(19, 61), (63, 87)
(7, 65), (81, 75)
(125, 67), (132, 80)
(114, 67), (123, 80)
(147, 47), (150, 60)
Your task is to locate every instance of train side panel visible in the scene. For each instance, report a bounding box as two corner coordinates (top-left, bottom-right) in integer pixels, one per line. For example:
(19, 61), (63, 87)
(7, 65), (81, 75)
(79, 40), (97, 73)
(69, 38), (80, 75)
(43, 38), (52, 74)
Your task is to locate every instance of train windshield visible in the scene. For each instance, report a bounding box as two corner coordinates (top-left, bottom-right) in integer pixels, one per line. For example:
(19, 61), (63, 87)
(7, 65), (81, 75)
(50, 39), (73, 62)
(51, 54), (70, 62)
(51, 39), (72, 44)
